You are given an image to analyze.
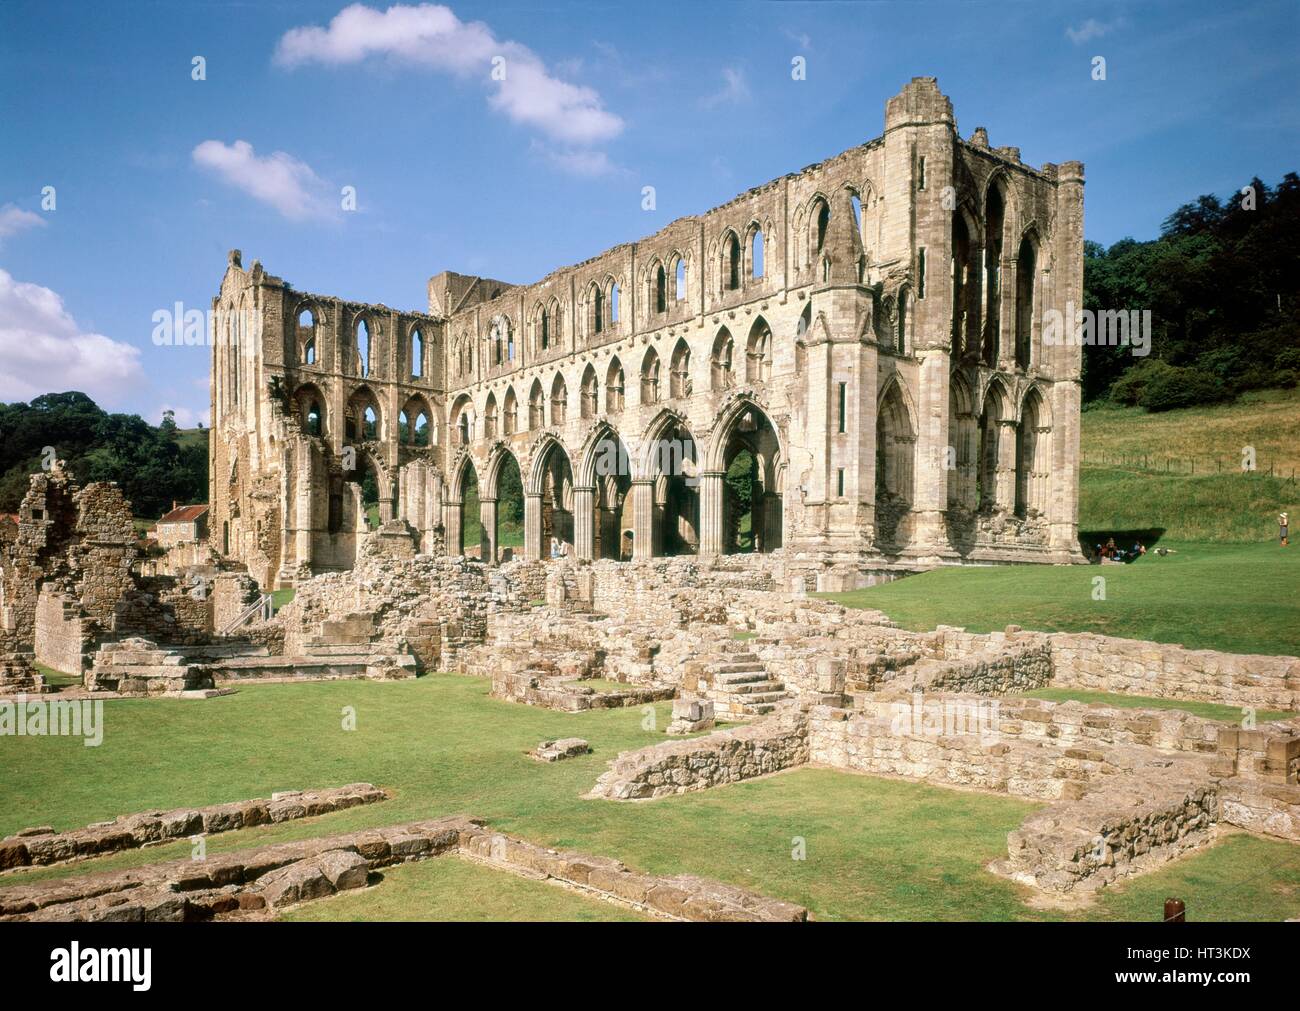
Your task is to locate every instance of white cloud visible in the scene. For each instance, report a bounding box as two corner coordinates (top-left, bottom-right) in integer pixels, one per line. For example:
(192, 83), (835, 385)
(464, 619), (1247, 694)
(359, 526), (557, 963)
(700, 67), (750, 109)
(192, 139), (335, 221)
(0, 204), (46, 245)
(0, 268), (144, 405)
(274, 4), (623, 149)
(1066, 17), (1122, 44)
(530, 141), (617, 178)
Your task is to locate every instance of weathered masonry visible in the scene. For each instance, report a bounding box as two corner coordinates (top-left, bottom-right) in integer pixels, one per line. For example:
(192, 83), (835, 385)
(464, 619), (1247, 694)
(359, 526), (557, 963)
(210, 78), (1085, 590)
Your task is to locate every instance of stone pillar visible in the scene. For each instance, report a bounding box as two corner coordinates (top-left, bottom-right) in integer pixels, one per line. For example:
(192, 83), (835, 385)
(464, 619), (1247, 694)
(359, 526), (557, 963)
(573, 485), (595, 560)
(698, 471), (725, 557)
(295, 447), (314, 571)
(631, 479), (654, 560)
(524, 491), (543, 561)
(911, 347), (951, 552)
(763, 492), (783, 551)
(443, 499), (462, 556)
(995, 419), (1018, 510)
(479, 496), (497, 563)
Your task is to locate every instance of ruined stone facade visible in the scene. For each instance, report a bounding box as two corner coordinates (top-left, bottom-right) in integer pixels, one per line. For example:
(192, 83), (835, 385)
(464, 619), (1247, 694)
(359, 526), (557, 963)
(210, 78), (1085, 590)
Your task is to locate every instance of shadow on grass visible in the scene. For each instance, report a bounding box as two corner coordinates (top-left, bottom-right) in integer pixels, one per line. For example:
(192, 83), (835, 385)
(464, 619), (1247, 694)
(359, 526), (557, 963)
(1079, 527), (1165, 560)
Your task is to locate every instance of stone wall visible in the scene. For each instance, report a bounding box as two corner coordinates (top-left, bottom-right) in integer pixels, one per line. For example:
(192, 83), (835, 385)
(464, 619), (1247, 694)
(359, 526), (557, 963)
(590, 707), (809, 800)
(0, 783), (387, 871)
(33, 589), (90, 676)
(1, 815), (809, 923)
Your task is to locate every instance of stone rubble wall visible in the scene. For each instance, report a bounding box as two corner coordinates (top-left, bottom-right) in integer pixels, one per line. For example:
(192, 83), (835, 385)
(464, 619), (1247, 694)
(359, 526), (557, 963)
(589, 707), (809, 800)
(0, 783), (387, 871)
(0, 815), (809, 923)
(994, 780), (1221, 894)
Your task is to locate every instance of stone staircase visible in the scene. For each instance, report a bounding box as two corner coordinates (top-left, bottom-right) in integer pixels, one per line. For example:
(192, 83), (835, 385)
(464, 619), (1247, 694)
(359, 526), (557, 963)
(207, 613), (416, 683)
(86, 638), (216, 696)
(689, 651), (792, 720)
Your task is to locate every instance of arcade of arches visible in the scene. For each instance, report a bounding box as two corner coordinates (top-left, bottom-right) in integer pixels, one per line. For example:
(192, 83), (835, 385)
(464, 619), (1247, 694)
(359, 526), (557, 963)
(442, 402), (787, 564)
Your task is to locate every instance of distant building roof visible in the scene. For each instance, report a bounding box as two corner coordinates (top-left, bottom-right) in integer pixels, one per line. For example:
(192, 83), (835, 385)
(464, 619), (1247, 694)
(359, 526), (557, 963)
(159, 504), (209, 524)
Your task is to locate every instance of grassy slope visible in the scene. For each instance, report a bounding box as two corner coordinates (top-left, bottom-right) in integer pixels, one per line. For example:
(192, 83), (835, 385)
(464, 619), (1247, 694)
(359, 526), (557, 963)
(826, 541), (1298, 656)
(1080, 388), (1298, 543)
(3, 676), (1298, 922)
(825, 391), (1300, 656)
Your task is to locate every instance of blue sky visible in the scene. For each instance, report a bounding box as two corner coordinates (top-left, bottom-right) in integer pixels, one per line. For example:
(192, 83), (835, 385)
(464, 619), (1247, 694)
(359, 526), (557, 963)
(1, 0), (1296, 426)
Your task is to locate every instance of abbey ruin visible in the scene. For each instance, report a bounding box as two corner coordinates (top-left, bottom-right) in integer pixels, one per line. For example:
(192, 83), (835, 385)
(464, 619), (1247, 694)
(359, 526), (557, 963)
(209, 78), (1086, 591)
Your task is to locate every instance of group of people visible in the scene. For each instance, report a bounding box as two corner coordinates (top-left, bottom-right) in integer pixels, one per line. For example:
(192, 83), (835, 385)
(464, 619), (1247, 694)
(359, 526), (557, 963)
(549, 537), (571, 559)
(1095, 537), (1146, 564)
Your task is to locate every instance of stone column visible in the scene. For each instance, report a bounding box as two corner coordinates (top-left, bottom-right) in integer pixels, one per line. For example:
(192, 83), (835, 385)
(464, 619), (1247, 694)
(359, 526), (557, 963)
(443, 499), (462, 556)
(996, 419), (1018, 510)
(911, 347), (951, 551)
(295, 446), (314, 572)
(524, 491), (543, 561)
(479, 496), (497, 563)
(573, 485), (595, 560)
(697, 471), (725, 557)
(631, 479), (654, 560)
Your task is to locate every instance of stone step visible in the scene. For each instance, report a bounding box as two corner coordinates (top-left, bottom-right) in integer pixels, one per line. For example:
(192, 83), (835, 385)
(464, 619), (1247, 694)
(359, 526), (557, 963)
(91, 663), (203, 679)
(714, 669), (770, 685)
(183, 644), (271, 660)
(93, 651), (183, 666)
(726, 681), (786, 695)
(303, 642), (382, 656)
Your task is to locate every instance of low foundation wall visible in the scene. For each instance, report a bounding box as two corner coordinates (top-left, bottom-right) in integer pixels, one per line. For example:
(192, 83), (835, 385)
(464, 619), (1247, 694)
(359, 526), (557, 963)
(590, 709), (809, 800)
(0, 815), (809, 923)
(0, 783), (388, 871)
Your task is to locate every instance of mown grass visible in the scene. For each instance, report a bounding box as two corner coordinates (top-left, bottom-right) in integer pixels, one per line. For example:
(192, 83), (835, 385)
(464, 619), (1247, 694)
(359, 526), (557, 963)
(281, 854), (647, 922)
(1016, 687), (1294, 724)
(824, 540), (1298, 657)
(3, 676), (1298, 921)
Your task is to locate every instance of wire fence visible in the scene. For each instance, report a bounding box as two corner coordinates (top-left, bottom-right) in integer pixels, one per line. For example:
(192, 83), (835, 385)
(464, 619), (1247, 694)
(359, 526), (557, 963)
(1082, 451), (1297, 483)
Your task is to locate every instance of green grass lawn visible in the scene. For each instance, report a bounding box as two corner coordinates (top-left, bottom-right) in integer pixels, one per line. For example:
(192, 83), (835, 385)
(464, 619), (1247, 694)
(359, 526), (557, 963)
(281, 853), (647, 922)
(823, 540), (1298, 656)
(4, 675), (1298, 921)
(1016, 688), (1294, 724)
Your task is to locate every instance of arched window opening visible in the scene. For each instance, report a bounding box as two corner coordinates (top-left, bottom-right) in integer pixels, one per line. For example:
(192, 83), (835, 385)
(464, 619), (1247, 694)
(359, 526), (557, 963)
(550, 374), (568, 426)
(503, 387), (518, 436)
(984, 183), (1005, 366)
(610, 282), (620, 324)
(751, 229), (765, 280)
(720, 406), (782, 555)
(581, 367), (599, 419)
(815, 200), (830, 253)
(850, 194), (862, 238)
(484, 394), (498, 439)
(711, 328), (736, 391)
(641, 348), (661, 404)
(952, 214), (972, 355)
(413, 412), (429, 447)
(875, 384), (915, 547)
(297, 308), (316, 366)
(540, 306), (550, 350)
(606, 359), (625, 413)
(1015, 236), (1036, 370)
(363, 405), (378, 441)
(529, 381), (545, 430)
(306, 401), (322, 437)
(675, 258), (687, 301)
(670, 340), (692, 399)
(655, 265), (667, 314)
(746, 319), (772, 383)
(724, 232), (741, 291)
(1015, 390), (1049, 517)
(410, 326), (423, 378)
(355, 319), (371, 377)
(593, 285), (605, 335)
(398, 409), (410, 444)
